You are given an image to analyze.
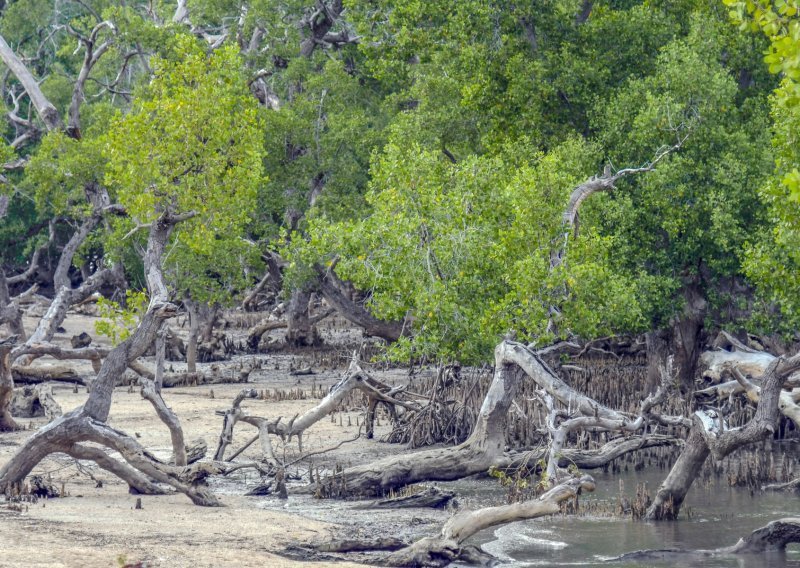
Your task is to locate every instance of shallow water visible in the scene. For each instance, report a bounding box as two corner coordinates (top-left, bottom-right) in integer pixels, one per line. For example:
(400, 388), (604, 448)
(470, 465), (800, 568)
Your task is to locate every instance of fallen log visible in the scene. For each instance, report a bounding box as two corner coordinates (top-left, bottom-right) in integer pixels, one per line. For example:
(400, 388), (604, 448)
(214, 356), (415, 462)
(11, 384), (62, 420)
(11, 364), (85, 385)
(384, 475), (596, 567)
(315, 537), (407, 553)
(353, 486), (455, 510)
(614, 517), (800, 561)
(318, 342), (682, 498)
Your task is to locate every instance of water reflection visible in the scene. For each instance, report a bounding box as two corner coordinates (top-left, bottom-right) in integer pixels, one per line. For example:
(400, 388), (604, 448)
(469, 466), (800, 567)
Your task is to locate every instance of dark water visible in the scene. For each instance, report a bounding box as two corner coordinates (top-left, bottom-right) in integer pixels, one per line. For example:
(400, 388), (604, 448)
(464, 466), (800, 568)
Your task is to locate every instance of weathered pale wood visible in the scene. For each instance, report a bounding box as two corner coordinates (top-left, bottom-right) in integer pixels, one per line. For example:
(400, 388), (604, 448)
(385, 475), (595, 567)
(0, 33), (62, 130)
(647, 353), (800, 520)
(0, 210), (219, 507)
(0, 336), (20, 431)
(140, 377), (187, 466)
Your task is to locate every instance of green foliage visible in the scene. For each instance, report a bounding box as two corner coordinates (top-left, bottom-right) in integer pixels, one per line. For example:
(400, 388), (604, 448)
(95, 290), (149, 345)
(590, 14), (772, 328)
(0, 0), (791, 362)
(298, 137), (651, 362)
(724, 1), (800, 331)
(103, 37), (267, 304)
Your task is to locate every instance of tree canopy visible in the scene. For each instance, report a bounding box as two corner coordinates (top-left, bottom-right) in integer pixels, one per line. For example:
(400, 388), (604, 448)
(0, 0), (796, 363)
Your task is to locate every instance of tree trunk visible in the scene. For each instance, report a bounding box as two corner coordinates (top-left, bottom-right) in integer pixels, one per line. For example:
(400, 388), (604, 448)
(0, 272), (25, 340)
(645, 425), (709, 520)
(317, 267), (405, 342)
(0, 33), (62, 131)
(0, 211), (220, 506)
(671, 283), (707, 393)
(186, 301), (199, 373)
(385, 475), (596, 567)
(13, 263), (125, 365)
(647, 352), (800, 520)
(318, 343), (524, 497)
(645, 329), (670, 394)
(286, 288), (320, 347)
(0, 337), (20, 431)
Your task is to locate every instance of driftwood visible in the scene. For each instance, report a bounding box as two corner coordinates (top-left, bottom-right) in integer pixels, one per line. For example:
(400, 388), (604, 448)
(353, 486), (456, 510)
(615, 517), (800, 561)
(129, 360), (256, 388)
(9, 342), (111, 383)
(384, 475), (596, 567)
(763, 477), (800, 492)
(213, 388), (280, 467)
(10, 384), (62, 420)
(214, 356), (414, 463)
(315, 537), (407, 553)
(11, 364), (85, 385)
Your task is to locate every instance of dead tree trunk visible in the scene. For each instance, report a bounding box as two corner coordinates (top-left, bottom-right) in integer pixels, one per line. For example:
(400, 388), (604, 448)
(615, 518), (800, 561)
(671, 283), (707, 393)
(13, 262), (125, 366)
(319, 342), (525, 497)
(214, 358), (416, 460)
(0, 210), (221, 506)
(0, 336), (20, 431)
(321, 341), (685, 498)
(285, 288), (320, 347)
(646, 352), (800, 520)
(0, 272), (26, 340)
(186, 300), (200, 373)
(645, 425), (709, 520)
(140, 376), (187, 466)
(645, 329), (670, 394)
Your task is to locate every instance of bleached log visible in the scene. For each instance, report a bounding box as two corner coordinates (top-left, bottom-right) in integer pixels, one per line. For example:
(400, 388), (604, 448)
(699, 349), (776, 382)
(385, 475), (596, 567)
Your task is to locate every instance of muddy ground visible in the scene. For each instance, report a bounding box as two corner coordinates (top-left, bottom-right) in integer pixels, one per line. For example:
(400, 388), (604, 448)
(0, 311), (458, 568)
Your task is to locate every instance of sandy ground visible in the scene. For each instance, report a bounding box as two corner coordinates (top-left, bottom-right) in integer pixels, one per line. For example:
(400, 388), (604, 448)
(0, 311), (424, 568)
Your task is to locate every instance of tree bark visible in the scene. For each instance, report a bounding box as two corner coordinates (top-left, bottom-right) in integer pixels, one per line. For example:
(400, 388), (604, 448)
(671, 283), (707, 392)
(645, 425), (709, 520)
(318, 342), (524, 497)
(140, 376), (187, 466)
(0, 210), (219, 506)
(52, 214), (101, 292)
(317, 266), (406, 342)
(285, 288), (320, 347)
(647, 353), (800, 520)
(13, 263), (125, 365)
(0, 33), (62, 131)
(385, 475), (596, 567)
(0, 272), (25, 339)
(186, 300), (200, 373)
(645, 329), (670, 394)
(0, 336), (20, 431)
